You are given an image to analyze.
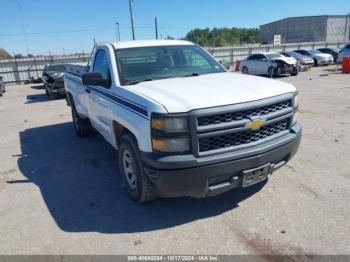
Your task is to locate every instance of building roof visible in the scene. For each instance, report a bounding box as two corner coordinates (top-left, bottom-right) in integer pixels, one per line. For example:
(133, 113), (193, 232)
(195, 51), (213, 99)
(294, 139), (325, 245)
(260, 15), (349, 27)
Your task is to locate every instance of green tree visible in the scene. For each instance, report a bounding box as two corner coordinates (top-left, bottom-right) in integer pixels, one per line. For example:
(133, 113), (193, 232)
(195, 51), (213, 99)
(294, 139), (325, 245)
(185, 27), (260, 47)
(0, 48), (12, 60)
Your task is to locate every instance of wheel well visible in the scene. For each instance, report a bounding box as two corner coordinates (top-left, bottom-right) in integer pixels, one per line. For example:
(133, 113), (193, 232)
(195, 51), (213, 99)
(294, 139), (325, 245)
(113, 121), (137, 145)
(66, 92), (73, 107)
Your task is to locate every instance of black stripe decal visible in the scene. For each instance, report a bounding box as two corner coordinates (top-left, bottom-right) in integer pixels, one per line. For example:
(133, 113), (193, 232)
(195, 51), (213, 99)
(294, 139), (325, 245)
(87, 86), (148, 117)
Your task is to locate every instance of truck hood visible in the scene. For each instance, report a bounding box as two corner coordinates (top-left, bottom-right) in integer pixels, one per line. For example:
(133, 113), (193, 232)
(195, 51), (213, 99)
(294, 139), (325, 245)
(130, 72), (296, 113)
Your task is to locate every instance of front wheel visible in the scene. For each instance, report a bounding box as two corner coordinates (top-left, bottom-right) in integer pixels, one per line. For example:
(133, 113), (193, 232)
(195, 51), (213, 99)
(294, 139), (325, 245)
(118, 134), (154, 203)
(291, 67), (298, 76)
(313, 58), (318, 66)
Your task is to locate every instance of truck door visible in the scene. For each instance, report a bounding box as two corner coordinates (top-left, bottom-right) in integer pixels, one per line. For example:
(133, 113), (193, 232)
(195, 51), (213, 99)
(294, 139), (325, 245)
(87, 48), (114, 144)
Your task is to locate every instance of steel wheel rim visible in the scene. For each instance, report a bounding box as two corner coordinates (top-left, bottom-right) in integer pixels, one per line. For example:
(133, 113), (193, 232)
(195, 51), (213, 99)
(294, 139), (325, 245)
(122, 149), (137, 190)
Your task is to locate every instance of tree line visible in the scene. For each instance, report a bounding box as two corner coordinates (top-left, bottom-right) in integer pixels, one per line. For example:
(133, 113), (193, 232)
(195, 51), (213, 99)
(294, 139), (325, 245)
(185, 27), (260, 47)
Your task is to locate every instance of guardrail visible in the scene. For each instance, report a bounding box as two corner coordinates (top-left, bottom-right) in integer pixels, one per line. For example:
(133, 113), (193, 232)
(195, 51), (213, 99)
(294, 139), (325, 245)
(0, 41), (347, 85)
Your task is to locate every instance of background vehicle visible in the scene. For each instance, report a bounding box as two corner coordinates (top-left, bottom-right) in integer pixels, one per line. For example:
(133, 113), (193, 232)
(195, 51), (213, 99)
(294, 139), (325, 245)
(64, 40), (302, 203)
(280, 51), (314, 66)
(337, 44), (350, 63)
(240, 52), (298, 77)
(0, 76), (5, 97)
(317, 47), (340, 61)
(293, 49), (333, 66)
(42, 64), (68, 99)
(278, 52), (297, 64)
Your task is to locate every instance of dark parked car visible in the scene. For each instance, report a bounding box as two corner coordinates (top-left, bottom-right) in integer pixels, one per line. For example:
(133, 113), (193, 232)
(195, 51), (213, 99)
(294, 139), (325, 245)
(0, 76), (5, 97)
(317, 47), (340, 61)
(42, 64), (67, 99)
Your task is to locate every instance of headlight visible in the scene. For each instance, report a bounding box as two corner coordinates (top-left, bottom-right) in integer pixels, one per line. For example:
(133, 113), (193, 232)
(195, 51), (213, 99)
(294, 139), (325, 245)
(293, 93), (299, 109)
(152, 137), (190, 153)
(151, 115), (187, 132)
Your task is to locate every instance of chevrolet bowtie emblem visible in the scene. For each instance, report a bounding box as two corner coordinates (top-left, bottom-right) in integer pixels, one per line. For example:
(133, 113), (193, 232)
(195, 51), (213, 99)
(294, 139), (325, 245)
(245, 118), (266, 130)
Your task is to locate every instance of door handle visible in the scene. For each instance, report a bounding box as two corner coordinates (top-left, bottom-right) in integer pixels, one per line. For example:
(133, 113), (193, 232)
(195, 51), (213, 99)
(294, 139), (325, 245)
(85, 88), (91, 93)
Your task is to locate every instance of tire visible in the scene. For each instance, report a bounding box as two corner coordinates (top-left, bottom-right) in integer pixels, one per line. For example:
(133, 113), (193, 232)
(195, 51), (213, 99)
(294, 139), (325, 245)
(313, 58), (318, 67)
(118, 134), (154, 203)
(71, 100), (94, 137)
(242, 67), (249, 74)
(291, 67), (298, 76)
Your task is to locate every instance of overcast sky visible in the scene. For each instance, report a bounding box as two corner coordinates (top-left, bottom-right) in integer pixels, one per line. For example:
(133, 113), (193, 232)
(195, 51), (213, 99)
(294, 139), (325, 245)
(0, 0), (349, 55)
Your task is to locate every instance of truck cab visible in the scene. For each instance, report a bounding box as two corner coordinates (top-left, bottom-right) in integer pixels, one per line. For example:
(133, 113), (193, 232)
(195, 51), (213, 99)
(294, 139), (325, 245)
(64, 40), (302, 203)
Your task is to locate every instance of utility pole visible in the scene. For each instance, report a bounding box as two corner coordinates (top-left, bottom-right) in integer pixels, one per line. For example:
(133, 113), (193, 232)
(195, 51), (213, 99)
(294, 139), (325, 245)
(155, 17), (158, 40)
(17, 2), (30, 55)
(345, 14), (350, 42)
(128, 0), (136, 40)
(114, 18), (121, 41)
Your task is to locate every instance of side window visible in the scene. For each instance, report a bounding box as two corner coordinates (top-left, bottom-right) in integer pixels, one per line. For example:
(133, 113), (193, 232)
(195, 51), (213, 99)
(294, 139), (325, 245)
(256, 54), (266, 60)
(248, 54), (258, 60)
(93, 49), (111, 83)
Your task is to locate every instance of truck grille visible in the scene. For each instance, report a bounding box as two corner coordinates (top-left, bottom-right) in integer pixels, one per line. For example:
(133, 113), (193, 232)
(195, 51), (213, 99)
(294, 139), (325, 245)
(198, 100), (291, 127)
(192, 96), (294, 155)
(199, 119), (289, 152)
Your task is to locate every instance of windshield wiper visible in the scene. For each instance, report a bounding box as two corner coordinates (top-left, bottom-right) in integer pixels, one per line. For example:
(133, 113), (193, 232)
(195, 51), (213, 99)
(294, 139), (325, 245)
(125, 78), (153, 85)
(184, 72), (200, 78)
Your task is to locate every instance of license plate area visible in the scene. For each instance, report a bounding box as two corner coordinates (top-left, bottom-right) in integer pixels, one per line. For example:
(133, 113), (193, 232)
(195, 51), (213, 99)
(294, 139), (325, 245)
(242, 163), (270, 187)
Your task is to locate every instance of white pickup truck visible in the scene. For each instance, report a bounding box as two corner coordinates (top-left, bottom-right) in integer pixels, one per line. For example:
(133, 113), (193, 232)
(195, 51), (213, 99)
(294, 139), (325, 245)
(64, 40), (302, 203)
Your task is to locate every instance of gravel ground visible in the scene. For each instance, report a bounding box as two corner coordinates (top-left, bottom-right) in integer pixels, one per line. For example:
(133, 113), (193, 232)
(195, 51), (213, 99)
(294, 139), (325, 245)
(0, 65), (349, 255)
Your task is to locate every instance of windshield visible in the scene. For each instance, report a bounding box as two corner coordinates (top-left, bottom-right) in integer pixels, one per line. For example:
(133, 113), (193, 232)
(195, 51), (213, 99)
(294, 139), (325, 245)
(308, 50), (322, 55)
(280, 52), (291, 57)
(265, 53), (283, 59)
(47, 65), (66, 72)
(115, 45), (225, 85)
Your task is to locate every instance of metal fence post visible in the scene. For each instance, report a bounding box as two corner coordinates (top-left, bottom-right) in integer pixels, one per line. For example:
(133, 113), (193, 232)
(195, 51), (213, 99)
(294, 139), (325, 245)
(13, 56), (21, 84)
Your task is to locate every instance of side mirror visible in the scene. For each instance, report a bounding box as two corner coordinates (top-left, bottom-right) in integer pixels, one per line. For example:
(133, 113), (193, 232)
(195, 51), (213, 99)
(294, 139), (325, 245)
(82, 72), (110, 87)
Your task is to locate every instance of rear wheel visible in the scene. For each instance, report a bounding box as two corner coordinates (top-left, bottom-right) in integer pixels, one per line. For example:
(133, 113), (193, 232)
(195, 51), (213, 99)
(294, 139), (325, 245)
(71, 101), (94, 137)
(242, 67), (249, 74)
(118, 134), (154, 203)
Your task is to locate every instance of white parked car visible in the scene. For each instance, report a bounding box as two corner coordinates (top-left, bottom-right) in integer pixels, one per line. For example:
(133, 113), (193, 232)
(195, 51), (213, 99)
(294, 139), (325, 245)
(64, 40), (302, 203)
(337, 44), (350, 63)
(293, 49), (333, 66)
(280, 52), (314, 66)
(240, 52), (298, 77)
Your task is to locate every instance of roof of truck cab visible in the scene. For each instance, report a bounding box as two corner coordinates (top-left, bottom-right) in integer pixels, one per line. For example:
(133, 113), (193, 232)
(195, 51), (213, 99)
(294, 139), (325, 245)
(110, 40), (194, 49)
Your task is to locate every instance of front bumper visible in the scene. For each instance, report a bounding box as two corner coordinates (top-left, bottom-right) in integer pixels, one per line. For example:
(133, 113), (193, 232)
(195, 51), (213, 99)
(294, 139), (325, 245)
(46, 81), (66, 94)
(142, 124), (302, 198)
